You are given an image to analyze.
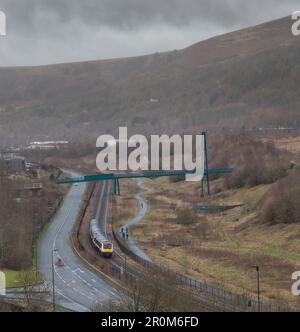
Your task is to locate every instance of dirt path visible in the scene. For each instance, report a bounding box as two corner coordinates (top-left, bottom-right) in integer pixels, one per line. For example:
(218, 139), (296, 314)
(118, 179), (152, 262)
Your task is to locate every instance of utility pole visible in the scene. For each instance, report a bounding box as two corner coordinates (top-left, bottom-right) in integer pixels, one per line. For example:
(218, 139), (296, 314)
(202, 132), (210, 196)
(33, 211), (38, 277)
(252, 265), (261, 312)
(34, 230), (38, 277)
(52, 248), (57, 312)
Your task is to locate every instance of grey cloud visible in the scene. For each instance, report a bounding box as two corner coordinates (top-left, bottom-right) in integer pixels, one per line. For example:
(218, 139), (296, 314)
(1, 0), (298, 29)
(0, 1), (299, 66)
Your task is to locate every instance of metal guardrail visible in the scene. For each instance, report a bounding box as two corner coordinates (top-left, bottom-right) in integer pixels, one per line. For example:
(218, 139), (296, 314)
(24, 182), (43, 190)
(197, 204), (243, 214)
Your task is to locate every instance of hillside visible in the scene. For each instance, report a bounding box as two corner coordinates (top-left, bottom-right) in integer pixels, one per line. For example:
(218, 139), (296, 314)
(0, 16), (299, 145)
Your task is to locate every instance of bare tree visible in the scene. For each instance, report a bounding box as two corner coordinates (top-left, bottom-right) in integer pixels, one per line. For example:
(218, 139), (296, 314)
(93, 271), (201, 312)
(17, 271), (47, 312)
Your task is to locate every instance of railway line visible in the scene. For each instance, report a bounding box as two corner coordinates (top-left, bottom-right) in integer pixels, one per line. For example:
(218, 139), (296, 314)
(93, 181), (125, 264)
(88, 179), (269, 312)
(39, 173), (257, 312)
(38, 171), (119, 312)
(83, 180), (235, 312)
(90, 180), (143, 277)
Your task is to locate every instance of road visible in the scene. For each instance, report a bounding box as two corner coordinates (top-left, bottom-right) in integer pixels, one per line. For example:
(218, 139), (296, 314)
(38, 171), (119, 312)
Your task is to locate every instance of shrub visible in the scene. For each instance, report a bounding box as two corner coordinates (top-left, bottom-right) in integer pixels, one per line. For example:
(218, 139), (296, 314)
(175, 208), (198, 225)
(194, 220), (210, 239)
(169, 175), (185, 183)
(260, 168), (300, 225)
(208, 134), (291, 189)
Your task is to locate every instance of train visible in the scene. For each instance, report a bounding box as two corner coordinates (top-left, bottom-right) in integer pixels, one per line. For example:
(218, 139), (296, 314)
(89, 219), (113, 258)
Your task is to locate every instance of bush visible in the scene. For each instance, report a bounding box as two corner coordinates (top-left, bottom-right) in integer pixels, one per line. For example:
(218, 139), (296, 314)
(194, 220), (210, 239)
(260, 168), (300, 225)
(208, 134), (291, 189)
(169, 175), (185, 183)
(175, 208), (198, 225)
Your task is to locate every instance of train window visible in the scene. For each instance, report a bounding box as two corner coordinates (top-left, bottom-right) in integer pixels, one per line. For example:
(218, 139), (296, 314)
(103, 243), (112, 249)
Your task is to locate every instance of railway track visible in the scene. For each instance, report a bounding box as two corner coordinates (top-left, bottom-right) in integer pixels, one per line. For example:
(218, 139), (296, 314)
(82, 181), (236, 312)
(93, 181), (148, 278)
(70, 176), (288, 312)
(38, 172), (119, 312)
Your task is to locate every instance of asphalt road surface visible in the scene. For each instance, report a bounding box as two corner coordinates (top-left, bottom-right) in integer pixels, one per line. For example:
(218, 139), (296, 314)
(38, 171), (119, 312)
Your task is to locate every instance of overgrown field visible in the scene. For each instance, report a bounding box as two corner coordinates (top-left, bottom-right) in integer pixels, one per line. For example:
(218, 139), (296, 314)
(117, 135), (300, 308)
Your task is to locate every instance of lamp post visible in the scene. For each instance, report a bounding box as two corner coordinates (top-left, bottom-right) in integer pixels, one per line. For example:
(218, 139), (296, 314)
(52, 248), (58, 312)
(32, 212), (39, 277)
(124, 254), (127, 275)
(34, 225), (40, 277)
(252, 265), (261, 312)
(34, 222), (41, 277)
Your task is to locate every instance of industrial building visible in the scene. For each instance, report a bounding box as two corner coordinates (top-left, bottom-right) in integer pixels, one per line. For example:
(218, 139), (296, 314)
(0, 152), (26, 173)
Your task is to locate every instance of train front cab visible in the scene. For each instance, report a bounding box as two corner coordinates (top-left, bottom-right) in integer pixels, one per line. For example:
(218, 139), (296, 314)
(101, 241), (113, 258)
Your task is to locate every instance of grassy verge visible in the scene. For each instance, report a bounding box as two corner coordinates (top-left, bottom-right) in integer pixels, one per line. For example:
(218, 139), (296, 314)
(113, 180), (140, 229)
(3, 270), (43, 288)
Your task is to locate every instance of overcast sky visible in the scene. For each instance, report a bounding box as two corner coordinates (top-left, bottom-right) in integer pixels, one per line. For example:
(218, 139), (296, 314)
(0, 0), (299, 67)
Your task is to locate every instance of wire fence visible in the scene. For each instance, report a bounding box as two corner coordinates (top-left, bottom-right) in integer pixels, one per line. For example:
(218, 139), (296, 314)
(73, 182), (293, 312)
(112, 228), (292, 312)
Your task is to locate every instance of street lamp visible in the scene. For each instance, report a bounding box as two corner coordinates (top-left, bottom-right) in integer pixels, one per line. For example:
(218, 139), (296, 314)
(124, 254), (127, 275)
(33, 221), (41, 277)
(252, 265), (261, 312)
(52, 247), (58, 312)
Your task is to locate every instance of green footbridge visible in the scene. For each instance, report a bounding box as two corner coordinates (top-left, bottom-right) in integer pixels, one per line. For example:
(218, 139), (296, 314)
(56, 167), (233, 195)
(55, 133), (233, 196)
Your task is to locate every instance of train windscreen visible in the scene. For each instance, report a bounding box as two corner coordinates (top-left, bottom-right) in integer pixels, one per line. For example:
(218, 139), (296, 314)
(103, 243), (112, 249)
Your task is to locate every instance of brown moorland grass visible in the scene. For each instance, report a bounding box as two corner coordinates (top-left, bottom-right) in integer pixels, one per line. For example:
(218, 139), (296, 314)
(116, 136), (300, 308)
